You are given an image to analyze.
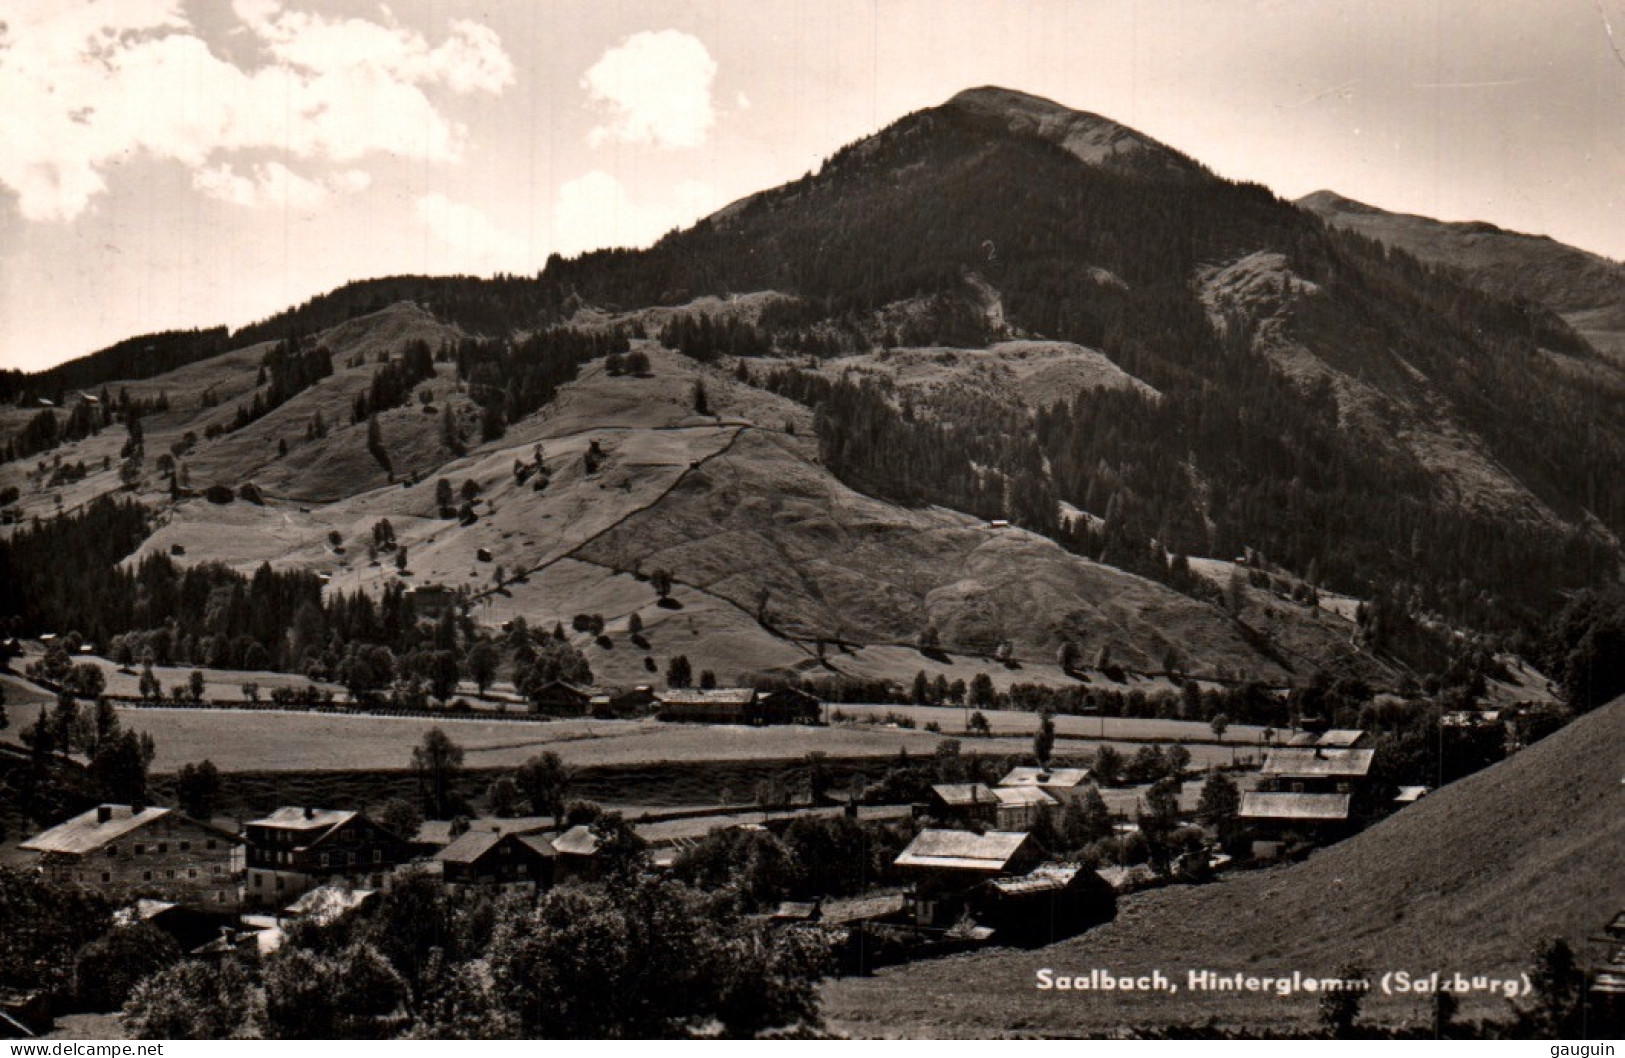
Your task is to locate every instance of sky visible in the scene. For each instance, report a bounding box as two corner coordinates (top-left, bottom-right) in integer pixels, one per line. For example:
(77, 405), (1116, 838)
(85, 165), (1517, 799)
(3, 0), (1623, 372)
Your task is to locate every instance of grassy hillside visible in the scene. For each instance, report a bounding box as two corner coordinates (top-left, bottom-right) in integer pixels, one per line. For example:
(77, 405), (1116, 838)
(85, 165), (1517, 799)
(823, 696), (1624, 1037)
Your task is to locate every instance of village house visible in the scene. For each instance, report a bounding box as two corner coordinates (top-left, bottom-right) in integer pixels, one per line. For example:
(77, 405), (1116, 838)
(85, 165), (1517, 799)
(587, 684), (658, 718)
(990, 786), (1057, 830)
(528, 680), (593, 716)
(997, 765), (1093, 804)
(754, 686), (824, 725)
(655, 686), (823, 725)
(19, 804), (242, 910)
(970, 864), (1116, 942)
(1241, 741), (1376, 838)
(927, 783), (1000, 827)
(435, 827), (556, 889)
(243, 807), (412, 908)
(656, 687), (758, 724)
(893, 829), (1043, 928)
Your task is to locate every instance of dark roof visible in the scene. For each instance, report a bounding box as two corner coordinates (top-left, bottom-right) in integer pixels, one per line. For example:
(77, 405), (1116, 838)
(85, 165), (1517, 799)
(435, 829), (504, 864)
(436, 828), (557, 864)
(894, 829), (1031, 872)
(1239, 791), (1352, 821)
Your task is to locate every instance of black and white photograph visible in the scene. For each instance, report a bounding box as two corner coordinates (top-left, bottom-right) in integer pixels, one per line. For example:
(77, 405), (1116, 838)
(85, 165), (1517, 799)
(0, 0), (1622, 1045)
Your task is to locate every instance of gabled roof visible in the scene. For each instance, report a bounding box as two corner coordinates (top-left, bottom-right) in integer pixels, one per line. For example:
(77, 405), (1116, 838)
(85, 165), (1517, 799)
(1315, 729), (1369, 748)
(998, 766), (1091, 789)
(248, 807), (356, 831)
(1239, 791), (1352, 821)
(550, 824), (600, 857)
(436, 828), (556, 864)
(930, 783), (996, 807)
(657, 688), (757, 707)
(1285, 731), (1319, 746)
(1394, 785), (1430, 803)
(1260, 747), (1375, 779)
(21, 805), (173, 855)
(992, 786), (1057, 807)
(894, 829), (1031, 872)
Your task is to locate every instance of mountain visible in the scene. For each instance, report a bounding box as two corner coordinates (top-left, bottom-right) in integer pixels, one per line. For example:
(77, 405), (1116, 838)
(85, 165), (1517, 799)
(2, 87), (1622, 690)
(1299, 189), (1625, 361)
(823, 695), (1625, 1036)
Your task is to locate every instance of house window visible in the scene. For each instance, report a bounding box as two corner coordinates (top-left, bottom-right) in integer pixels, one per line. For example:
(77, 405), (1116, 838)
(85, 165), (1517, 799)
(101, 872), (111, 883)
(372, 849), (382, 865)
(106, 846), (118, 858)
(142, 871), (152, 881)
(134, 844), (145, 855)
(157, 843), (168, 854)
(217, 892), (227, 903)
(275, 876), (284, 891)
(179, 841), (191, 852)
(166, 869), (176, 879)
(206, 839), (217, 850)
(188, 868), (197, 879)
(319, 853), (329, 868)
(253, 875), (263, 889)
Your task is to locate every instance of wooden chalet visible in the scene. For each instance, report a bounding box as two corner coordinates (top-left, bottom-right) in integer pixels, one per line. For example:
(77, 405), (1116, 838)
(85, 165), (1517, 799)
(656, 687), (758, 724)
(893, 829), (1043, 927)
(435, 828), (556, 888)
(244, 807), (411, 908)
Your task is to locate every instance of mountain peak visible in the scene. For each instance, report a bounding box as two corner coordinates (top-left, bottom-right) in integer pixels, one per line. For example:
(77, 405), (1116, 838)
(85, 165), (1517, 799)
(943, 85), (1192, 171)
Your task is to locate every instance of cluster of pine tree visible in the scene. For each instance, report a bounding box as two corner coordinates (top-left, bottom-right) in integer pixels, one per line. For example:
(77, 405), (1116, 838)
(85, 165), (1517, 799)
(227, 338), (333, 433)
(455, 327), (627, 441)
(349, 340), (436, 423)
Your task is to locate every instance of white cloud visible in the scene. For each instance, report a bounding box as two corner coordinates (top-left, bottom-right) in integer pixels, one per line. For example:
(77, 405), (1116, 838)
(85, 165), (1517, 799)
(582, 30), (717, 149)
(415, 193), (529, 273)
(0, 1), (514, 222)
(553, 170), (716, 256)
(193, 161), (368, 211)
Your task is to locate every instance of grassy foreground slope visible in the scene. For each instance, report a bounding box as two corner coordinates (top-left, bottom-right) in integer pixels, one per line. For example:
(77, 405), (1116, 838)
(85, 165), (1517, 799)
(823, 696), (1624, 1037)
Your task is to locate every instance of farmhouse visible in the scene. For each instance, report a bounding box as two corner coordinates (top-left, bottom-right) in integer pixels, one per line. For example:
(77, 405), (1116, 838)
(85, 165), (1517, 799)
(657, 687), (758, 723)
(997, 766), (1093, 804)
(656, 686), (822, 724)
(1242, 742), (1376, 831)
(244, 807), (412, 908)
(19, 804), (241, 910)
(588, 684), (657, 718)
(436, 828), (556, 888)
(529, 680), (593, 715)
(928, 783), (999, 826)
(893, 829), (1042, 927)
(971, 864), (1116, 942)
(991, 786), (1057, 830)
(756, 686), (823, 724)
